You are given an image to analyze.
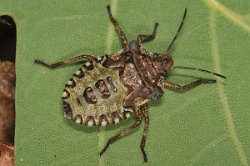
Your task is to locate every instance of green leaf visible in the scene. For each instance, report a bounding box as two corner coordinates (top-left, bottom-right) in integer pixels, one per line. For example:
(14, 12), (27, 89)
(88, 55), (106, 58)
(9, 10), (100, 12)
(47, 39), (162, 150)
(1, 0), (249, 165)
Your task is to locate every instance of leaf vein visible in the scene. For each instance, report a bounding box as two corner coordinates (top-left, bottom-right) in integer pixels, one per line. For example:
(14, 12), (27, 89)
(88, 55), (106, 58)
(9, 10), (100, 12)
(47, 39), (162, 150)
(204, 0), (250, 33)
(209, 8), (249, 166)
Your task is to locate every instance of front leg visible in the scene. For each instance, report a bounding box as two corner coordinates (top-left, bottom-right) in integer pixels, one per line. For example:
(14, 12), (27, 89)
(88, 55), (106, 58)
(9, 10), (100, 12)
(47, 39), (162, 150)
(137, 23), (159, 43)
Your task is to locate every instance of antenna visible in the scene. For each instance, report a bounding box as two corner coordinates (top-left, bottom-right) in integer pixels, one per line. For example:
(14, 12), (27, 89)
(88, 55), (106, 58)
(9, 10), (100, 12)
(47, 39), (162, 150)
(165, 8), (187, 54)
(173, 66), (226, 79)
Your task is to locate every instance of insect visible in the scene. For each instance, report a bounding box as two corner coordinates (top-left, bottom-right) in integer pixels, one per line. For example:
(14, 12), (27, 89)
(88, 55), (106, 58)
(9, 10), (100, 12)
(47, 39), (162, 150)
(34, 6), (226, 162)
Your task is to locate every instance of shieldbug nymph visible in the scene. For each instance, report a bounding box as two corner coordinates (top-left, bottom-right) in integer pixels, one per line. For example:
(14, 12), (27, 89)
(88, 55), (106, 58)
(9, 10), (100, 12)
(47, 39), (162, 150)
(35, 6), (226, 163)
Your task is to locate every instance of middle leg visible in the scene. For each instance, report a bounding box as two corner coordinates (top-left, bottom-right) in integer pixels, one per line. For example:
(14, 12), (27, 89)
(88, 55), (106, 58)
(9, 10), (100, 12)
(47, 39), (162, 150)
(107, 5), (128, 48)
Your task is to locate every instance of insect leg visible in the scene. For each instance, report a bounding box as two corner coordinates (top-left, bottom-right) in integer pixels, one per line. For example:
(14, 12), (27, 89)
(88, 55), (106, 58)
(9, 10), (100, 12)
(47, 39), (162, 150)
(34, 55), (95, 69)
(140, 104), (149, 162)
(99, 110), (143, 157)
(137, 23), (159, 43)
(106, 5), (128, 48)
(164, 79), (216, 90)
(165, 8), (187, 54)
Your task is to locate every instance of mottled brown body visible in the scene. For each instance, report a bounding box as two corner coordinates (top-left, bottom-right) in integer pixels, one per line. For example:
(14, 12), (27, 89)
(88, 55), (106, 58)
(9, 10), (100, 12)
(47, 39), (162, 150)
(103, 50), (162, 109)
(34, 5), (226, 163)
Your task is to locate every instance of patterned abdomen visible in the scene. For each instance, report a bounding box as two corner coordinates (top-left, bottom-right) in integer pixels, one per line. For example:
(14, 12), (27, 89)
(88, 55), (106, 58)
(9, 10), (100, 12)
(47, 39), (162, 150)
(62, 57), (133, 126)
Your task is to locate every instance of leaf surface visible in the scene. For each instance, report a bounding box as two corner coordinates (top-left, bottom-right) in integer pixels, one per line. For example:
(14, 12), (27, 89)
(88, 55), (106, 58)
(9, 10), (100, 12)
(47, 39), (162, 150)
(1, 0), (249, 165)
